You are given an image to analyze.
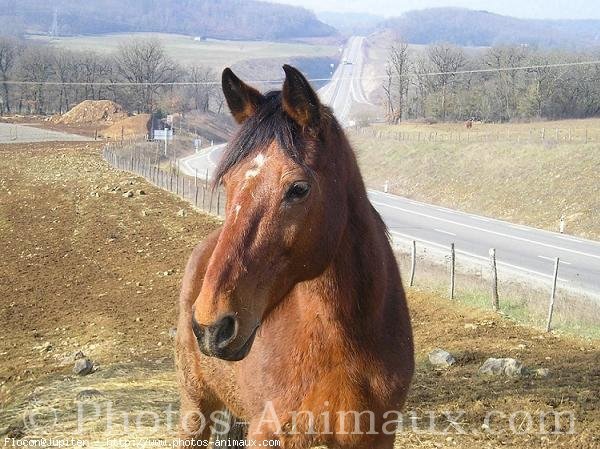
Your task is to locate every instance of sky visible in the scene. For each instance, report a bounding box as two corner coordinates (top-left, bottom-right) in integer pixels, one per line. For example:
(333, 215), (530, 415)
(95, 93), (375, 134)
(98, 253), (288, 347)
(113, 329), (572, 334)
(275, 0), (600, 20)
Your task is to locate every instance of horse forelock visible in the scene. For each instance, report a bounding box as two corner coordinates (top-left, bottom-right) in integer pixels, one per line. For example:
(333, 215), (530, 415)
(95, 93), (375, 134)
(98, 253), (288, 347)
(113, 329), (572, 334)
(214, 91), (307, 187)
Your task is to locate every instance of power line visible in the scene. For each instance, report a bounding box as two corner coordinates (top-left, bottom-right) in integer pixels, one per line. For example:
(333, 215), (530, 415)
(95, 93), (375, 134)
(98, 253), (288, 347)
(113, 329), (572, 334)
(2, 59), (600, 86)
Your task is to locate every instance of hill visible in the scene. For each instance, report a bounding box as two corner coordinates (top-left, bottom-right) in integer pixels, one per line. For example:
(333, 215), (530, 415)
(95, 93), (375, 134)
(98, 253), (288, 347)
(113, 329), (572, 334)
(316, 11), (383, 36)
(377, 7), (600, 48)
(349, 119), (600, 241)
(0, 0), (337, 40)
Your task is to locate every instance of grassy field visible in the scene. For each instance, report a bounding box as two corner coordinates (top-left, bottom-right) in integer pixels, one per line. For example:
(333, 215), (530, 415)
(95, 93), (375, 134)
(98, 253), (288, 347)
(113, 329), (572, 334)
(0, 142), (598, 447)
(28, 32), (338, 73)
(349, 118), (600, 240)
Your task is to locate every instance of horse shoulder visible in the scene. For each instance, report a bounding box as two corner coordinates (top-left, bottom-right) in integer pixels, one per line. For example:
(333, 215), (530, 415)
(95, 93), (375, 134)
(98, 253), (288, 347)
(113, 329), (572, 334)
(176, 227), (224, 407)
(178, 227), (222, 314)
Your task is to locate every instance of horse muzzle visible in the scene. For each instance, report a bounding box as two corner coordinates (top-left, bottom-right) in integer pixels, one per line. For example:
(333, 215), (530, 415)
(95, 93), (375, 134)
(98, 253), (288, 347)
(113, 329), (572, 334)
(191, 312), (259, 361)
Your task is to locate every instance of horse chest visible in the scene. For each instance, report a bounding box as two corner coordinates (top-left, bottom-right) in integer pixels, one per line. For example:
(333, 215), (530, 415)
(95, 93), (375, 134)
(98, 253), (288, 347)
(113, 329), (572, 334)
(235, 322), (388, 420)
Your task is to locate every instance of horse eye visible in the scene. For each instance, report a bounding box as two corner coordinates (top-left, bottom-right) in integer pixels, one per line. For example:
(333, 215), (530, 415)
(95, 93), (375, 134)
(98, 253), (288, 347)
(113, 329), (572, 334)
(285, 181), (310, 203)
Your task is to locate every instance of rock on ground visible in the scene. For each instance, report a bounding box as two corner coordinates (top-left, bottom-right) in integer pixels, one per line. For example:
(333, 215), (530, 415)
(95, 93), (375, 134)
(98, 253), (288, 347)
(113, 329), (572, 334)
(428, 348), (456, 368)
(479, 357), (524, 377)
(73, 358), (94, 376)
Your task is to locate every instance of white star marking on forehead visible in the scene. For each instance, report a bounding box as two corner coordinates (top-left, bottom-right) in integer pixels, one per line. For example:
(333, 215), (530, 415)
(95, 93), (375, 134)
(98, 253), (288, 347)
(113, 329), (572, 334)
(245, 153), (267, 179)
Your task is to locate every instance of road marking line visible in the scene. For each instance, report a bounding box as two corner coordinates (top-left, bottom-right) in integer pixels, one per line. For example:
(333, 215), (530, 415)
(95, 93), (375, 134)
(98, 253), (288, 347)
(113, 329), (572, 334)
(434, 229), (457, 236)
(510, 224), (530, 231)
(538, 255), (572, 265)
(372, 201), (600, 261)
(389, 230), (568, 282)
(470, 216), (491, 222)
(369, 189), (600, 248)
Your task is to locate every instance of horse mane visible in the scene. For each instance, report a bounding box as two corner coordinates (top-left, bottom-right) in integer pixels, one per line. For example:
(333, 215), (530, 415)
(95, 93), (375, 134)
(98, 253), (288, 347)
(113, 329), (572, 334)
(214, 91), (304, 187)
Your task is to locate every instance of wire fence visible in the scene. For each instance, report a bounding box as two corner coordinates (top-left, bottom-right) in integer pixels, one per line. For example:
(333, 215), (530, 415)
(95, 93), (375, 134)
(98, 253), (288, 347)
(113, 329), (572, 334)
(102, 141), (226, 217)
(351, 125), (600, 145)
(390, 236), (599, 338)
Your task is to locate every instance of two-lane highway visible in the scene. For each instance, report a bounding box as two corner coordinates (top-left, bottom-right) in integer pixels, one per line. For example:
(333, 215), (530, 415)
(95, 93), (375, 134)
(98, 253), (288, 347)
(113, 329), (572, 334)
(369, 190), (600, 295)
(318, 36), (371, 125)
(179, 36), (600, 298)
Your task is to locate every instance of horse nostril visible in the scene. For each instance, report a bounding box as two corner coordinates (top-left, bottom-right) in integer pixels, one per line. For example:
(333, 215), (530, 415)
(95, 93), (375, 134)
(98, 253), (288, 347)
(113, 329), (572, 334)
(214, 315), (238, 349)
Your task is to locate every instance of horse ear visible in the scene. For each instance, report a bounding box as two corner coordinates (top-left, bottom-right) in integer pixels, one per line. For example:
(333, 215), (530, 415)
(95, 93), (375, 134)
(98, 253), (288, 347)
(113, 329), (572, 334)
(222, 68), (265, 124)
(282, 64), (321, 130)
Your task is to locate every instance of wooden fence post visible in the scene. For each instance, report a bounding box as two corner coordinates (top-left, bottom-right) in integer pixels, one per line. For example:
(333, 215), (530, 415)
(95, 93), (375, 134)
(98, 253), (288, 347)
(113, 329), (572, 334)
(449, 243), (455, 299)
(409, 240), (416, 287)
(489, 248), (499, 311)
(546, 257), (560, 332)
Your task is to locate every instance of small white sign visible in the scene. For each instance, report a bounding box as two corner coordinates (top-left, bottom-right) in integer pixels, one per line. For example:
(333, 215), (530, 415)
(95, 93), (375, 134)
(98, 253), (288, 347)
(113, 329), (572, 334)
(154, 129), (173, 141)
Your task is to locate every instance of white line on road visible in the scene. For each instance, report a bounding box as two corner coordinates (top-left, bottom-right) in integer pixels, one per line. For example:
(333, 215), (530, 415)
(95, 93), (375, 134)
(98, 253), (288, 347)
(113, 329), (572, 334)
(538, 255), (572, 265)
(509, 224), (531, 231)
(390, 230), (569, 282)
(372, 200), (600, 261)
(434, 229), (457, 236)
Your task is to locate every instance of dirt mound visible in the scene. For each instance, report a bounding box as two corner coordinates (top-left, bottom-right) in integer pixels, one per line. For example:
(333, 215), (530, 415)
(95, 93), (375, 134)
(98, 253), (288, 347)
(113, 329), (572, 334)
(53, 100), (128, 125)
(100, 114), (152, 140)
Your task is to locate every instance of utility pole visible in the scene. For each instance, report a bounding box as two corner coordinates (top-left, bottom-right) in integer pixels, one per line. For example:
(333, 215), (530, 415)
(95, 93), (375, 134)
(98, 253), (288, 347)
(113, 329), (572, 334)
(50, 7), (59, 36)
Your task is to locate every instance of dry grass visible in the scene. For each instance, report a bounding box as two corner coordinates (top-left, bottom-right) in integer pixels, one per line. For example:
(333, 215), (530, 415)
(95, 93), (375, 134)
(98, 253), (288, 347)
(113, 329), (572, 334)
(349, 119), (600, 240)
(1, 142), (598, 447)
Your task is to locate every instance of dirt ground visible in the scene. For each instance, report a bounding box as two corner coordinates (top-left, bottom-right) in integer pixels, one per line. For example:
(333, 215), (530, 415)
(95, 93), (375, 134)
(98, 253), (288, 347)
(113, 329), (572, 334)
(0, 143), (598, 447)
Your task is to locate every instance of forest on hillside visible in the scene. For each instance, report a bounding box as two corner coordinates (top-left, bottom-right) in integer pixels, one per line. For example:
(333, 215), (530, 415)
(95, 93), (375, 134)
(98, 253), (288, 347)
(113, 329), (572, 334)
(377, 8), (600, 49)
(0, 0), (336, 41)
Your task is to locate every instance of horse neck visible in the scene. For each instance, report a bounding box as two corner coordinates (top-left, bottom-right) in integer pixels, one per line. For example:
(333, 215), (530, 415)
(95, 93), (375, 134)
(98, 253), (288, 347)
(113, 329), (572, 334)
(298, 133), (391, 338)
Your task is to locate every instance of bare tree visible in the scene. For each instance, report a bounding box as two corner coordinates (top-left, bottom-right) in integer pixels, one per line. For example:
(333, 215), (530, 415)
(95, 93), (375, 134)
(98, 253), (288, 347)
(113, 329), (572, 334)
(52, 49), (79, 113)
(76, 52), (113, 101)
(523, 52), (562, 119)
(0, 37), (20, 114)
(484, 46), (526, 121)
(427, 44), (467, 120)
(186, 66), (218, 112)
(18, 46), (53, 114)
(115, 39), (180, 113)
(382, 40), (410, 124)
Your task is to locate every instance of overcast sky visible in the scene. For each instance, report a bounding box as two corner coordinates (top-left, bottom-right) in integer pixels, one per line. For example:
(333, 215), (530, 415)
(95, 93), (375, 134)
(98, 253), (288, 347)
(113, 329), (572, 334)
(275, 0), (600, 20)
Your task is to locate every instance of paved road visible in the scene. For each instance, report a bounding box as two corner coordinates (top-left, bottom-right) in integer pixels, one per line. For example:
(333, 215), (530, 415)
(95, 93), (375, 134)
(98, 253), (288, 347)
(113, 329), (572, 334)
(179, 37), (600, 298)
(0, 122), (91, 143)
(317, 36), (371, 125)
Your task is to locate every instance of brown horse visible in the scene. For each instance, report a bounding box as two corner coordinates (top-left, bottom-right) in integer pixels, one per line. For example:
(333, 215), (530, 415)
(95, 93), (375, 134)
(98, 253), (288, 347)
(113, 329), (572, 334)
(175, 65), (414, 449)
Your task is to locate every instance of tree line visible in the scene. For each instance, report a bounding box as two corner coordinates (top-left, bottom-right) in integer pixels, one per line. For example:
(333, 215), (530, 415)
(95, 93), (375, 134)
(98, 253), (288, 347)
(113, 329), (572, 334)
(0, 37), (222, 116)
(382, 41), (600, 124)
